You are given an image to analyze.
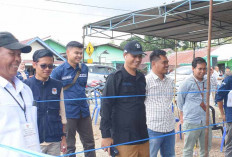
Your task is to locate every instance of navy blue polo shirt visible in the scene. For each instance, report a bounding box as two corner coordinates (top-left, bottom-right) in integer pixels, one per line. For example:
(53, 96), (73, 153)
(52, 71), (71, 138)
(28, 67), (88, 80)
(51, 61), (90, 119)
(216, 75), (232, 122)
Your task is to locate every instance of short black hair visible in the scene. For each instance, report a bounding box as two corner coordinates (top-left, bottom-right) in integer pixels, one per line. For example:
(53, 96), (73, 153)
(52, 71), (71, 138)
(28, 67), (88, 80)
(214, 65), (218, 69)
(149, 49), (166, 63)
(33, 49), (53, 62)
(226, 66), (230, 70)
(66, 41), (83, 49)
(192, 57), (207, 68)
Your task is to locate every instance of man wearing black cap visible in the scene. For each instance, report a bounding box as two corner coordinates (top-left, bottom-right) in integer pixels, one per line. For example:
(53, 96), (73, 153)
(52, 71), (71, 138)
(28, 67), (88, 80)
(51, 41), (96, 157)
(24, 49), (67, 156)
(0, 32), (40, 156)
(100, 40), (149, 157)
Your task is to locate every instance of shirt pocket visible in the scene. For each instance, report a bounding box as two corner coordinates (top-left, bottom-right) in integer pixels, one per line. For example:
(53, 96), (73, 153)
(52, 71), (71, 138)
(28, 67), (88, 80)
(61, 78), (72, 87)
(78, 76), (87, 87)
(47, 115), (63, 137)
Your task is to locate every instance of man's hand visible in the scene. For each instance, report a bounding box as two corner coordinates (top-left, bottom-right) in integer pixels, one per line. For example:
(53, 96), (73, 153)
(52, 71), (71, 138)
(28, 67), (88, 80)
(180, 111), (184, 125)
(200, 102), (206, 112)
(60, 136), (67, 153)
(101, 138), (113, 156)
(220, 114), (226, 122)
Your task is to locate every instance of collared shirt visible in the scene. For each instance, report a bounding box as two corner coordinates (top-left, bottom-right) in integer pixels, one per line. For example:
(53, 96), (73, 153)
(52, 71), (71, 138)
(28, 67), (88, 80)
(100, 66), (148, 145)
(51, 61), (89, 119)
(216, 75), (232, 122)
(145, 71), (175, 132)
(0, 76), (40, 157)
(177, 75), (207, 125)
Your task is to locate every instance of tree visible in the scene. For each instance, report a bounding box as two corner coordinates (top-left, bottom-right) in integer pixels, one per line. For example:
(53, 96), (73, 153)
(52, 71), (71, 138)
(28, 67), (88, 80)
(120, 35), (178, 51)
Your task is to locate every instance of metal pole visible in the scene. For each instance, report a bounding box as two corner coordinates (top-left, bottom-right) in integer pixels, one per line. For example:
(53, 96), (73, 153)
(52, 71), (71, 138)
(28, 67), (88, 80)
(174, 40), (177, 102)
(193, 42), (196, 59)
(205, 0), (213, 156)
(82, 26), (86, 63)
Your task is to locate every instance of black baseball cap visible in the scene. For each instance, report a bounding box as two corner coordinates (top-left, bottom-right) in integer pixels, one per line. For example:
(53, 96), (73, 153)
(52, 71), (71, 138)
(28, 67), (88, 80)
(33, 49), (54, 62)
(124, 40), (145, 55)
(0, 32), (32, 53)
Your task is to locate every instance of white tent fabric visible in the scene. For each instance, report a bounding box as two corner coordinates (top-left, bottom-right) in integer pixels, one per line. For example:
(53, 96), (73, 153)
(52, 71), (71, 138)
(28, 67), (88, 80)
(211, 44), (232, 61)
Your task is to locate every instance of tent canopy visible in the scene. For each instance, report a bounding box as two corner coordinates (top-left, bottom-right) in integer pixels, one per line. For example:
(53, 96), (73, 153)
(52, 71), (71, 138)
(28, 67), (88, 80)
(84, 0), (232, 42)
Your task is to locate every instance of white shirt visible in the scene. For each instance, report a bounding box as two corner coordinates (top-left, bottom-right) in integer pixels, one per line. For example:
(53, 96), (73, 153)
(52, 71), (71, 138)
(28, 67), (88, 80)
(0, 76), (40, 157)
(145, 71), (175, 132)
(213, 70), (222, 85)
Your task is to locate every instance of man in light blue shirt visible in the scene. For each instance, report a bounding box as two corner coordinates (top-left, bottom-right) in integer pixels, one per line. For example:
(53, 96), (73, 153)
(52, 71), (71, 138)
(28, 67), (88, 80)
(177, 57), (212, 157)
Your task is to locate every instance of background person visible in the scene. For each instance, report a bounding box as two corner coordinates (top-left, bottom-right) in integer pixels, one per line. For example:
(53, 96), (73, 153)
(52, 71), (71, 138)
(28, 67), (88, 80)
(0, 32), (40, 156)
(24, 49), (67, 156)
(100, 41), (149, 157)
(16, 61), (29, 80)
(210, 67), (217, 103)
(51, 41), (96, 157)
(224, 66), (231, 79)
(213, 65), (223, 88)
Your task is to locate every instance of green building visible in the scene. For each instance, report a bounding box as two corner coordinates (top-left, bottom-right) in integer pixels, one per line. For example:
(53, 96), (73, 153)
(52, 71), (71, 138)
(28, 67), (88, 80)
(84, 43), (124, 68)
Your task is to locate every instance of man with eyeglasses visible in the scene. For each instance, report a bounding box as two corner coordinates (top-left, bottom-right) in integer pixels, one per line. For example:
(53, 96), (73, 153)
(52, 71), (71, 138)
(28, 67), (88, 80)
(24, 49), (67, 156)
(0, 32), (40, 156)
(100, 41), (149, 157)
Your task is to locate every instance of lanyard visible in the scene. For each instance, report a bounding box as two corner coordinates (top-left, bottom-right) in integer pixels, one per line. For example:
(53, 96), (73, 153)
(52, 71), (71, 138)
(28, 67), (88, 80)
(4, 87), (27, 122)
(194, 79), (204, 101)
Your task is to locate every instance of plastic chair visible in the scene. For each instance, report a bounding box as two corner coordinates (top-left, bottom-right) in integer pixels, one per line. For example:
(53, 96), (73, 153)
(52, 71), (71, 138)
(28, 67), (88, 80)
(91, 90), (101, 125)
(220, 125), (226, 152)
(175, 117), (182, 139)
(209, 106), (224, 134)
(172, 103), (182, 139)
(209, 106), (225, 151)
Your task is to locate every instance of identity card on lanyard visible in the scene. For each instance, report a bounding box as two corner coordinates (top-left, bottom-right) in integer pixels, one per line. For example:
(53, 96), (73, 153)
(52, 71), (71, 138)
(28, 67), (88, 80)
(22, 123), (38, 151)
(4, 87), (38, 151)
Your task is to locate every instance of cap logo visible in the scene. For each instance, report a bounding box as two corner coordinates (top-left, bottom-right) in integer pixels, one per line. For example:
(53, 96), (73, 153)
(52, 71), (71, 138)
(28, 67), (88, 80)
(135, 43), (141, 49)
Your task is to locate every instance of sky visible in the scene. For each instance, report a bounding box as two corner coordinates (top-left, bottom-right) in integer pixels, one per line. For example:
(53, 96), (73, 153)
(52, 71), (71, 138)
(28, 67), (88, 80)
(0, 0), (177, 45)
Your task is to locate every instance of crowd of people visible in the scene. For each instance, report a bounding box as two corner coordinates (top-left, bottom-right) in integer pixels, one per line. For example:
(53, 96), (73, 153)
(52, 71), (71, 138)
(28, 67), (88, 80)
(0, 31), (231, 157)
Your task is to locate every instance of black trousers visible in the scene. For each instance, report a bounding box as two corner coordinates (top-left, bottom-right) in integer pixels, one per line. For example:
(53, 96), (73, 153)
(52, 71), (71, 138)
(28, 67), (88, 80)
(66, 116), (96, 157)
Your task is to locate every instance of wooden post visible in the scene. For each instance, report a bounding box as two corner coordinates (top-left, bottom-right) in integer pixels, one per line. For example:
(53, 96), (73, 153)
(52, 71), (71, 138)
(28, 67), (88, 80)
(205, 0), (213, 156)
(174, 40), (178, 102)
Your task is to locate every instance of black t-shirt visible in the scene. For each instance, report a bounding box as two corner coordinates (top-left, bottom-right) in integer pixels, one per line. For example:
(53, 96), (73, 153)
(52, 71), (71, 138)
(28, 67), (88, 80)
(100, 66), (148, 145)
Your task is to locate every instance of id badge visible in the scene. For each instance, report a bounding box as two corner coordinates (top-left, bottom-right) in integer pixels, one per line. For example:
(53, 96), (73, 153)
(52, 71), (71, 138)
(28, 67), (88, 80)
(22, 123), (38, 151)
(227, 90), (232, 107)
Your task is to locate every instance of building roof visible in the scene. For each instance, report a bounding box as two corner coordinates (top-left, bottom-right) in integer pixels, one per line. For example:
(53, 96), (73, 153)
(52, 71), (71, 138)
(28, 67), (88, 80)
(142, 48), (175, 64)
(20, 37), (66, 61)
(168, 46), (218, 65)
(211, 44), (232, 61)
(43, 36), (66, 47)
(91, 43), (123, 50)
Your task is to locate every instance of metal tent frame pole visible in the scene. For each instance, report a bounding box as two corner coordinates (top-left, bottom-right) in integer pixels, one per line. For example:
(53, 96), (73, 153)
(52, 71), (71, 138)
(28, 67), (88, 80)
(82, 26), (86, 63)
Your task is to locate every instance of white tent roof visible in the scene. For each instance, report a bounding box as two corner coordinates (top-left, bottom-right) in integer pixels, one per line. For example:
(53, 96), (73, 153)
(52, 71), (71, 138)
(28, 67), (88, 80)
(211, 44), (232, 61)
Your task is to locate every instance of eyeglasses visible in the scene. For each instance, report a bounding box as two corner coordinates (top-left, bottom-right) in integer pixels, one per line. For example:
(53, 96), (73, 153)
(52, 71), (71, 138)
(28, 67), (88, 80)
(39, 64), (54, 69)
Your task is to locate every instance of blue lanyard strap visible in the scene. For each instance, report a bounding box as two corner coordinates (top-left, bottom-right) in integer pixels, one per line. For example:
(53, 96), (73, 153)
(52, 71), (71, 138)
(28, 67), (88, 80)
(4, 87), (27, 122)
